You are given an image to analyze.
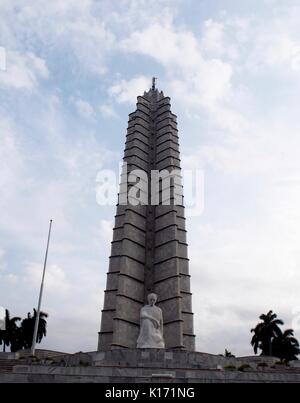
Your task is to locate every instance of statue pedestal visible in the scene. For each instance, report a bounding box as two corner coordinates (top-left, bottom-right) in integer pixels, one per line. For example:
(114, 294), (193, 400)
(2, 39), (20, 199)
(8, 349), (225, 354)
(5, 349), (300, 383)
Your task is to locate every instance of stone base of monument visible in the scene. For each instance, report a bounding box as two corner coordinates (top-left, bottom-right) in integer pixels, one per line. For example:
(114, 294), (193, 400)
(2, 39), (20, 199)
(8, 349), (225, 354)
(1, 349), (300, 383)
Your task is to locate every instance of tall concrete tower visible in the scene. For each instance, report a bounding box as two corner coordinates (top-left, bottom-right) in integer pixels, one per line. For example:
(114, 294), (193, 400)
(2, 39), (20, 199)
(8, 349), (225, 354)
(98, 81), (195, 351)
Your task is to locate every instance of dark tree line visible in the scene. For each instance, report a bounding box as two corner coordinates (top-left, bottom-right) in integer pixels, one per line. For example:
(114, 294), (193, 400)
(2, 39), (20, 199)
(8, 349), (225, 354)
(0, 309), (48, 352)
(251, 310), (300, 362)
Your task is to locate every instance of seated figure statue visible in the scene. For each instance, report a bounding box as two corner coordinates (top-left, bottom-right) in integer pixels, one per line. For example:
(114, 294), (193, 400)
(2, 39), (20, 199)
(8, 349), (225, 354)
(0, 306), (5, 331)
(137, 293), (165, 349)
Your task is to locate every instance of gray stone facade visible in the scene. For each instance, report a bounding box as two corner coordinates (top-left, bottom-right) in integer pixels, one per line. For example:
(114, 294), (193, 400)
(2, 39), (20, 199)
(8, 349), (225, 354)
(98, 87), (195, 351)
(2, 350), (300, 383)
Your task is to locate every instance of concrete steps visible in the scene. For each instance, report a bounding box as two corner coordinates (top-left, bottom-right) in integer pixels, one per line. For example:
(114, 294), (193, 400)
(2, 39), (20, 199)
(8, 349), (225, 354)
(0, 349), (69, 377)
(1, 349), (299, 383)
(7, 359), (300, 383)
(0, 359), (20, 374)
(4, 364), (300, 383)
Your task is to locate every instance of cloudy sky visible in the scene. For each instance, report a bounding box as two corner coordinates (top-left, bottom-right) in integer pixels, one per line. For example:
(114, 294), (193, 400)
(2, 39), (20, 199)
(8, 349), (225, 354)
(1, 0), (300, 356)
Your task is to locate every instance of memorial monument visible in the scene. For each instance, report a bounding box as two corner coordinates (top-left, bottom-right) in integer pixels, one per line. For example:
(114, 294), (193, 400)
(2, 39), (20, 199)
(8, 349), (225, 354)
(98, 79), (195, 351)
(2, 80), (300, 383)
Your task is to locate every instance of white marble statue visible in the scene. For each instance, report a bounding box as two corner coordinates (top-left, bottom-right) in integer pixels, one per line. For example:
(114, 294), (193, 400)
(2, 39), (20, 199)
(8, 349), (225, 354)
(0, 306), (5, 331)
(137, 293), (165, 349)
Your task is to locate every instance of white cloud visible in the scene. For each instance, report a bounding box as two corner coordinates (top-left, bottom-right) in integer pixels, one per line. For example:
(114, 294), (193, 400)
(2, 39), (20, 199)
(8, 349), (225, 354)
(121, 23), (202, 70)
(120, 21), (235, 118)
(65, 20), (114, 75)
(0, 0), (115, 76)
(0, 114), (24, 201)
(189, 216), (300, 354)
(70, 97), (95, 120)
(169, 60), (232, 109)
(0, 51), (48, 90)
(99, 104), (118, 119)
(24, 263), (71, 295)
(0, 250), (18, 283)
(0, 78), (115, 352)
(109, 75), (150, 104)
(99, 219), (113, 241)
(0, 46), (6, 71)
(244, 29), (300, 73)
(201, 19), (225, 56)
(0, 249), (6, 272)
(206, 11), (300, 76)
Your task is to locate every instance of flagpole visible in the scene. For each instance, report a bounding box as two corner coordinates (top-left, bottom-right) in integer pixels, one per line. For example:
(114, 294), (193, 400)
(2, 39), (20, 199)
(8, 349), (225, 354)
(31, 219), (53, 356)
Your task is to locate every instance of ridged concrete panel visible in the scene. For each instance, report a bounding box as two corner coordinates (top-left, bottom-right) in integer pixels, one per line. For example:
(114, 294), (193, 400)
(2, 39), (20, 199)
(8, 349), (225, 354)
(98, 87), (195, 351)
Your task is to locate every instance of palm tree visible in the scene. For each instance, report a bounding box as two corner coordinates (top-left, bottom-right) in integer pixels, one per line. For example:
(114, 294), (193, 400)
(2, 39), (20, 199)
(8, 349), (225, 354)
(20, 309), (48, 349)
(251, 310), (283, 356)
(0, 310), (21, 352)
(224, 349), (235, 358)
(272, 329), (300, 362)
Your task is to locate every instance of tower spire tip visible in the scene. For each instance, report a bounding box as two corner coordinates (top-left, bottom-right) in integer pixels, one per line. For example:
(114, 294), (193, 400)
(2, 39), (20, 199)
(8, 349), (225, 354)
(152, 77), (157, 90)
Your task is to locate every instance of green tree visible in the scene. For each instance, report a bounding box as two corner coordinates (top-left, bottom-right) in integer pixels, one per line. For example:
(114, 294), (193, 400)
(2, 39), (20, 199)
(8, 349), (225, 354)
(0, 309), (21, 352)
(223, 349), (235, 358)
(20, 309), (48, 349)
(251, 310), (283, 356)
(272, 329), (300, 362)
